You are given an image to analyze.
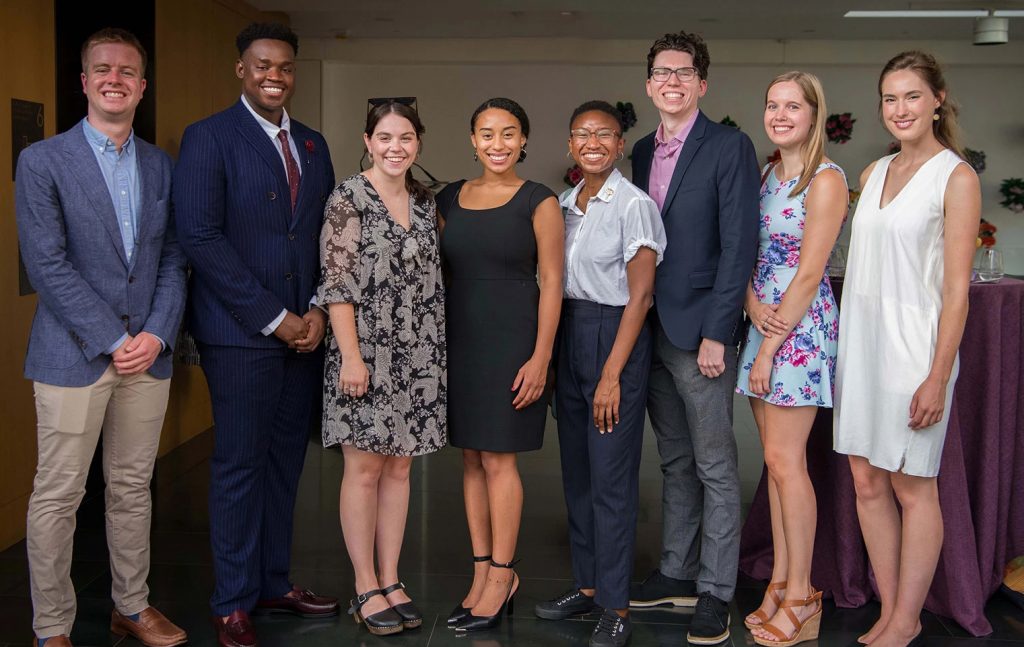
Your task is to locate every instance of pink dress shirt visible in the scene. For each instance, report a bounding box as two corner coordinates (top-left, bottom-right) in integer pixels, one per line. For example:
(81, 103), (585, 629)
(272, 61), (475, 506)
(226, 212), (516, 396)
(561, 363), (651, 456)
(648, 110), (699, 211)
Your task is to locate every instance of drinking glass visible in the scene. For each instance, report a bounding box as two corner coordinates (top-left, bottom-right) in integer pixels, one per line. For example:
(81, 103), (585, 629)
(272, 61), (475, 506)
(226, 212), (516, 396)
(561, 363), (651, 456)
(976, 248), (1005, 282)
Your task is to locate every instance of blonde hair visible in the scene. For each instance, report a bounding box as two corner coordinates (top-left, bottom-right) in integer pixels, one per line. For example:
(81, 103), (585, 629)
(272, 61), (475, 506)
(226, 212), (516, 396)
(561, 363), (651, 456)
(879, 51), (964, 158)
(765, 71), (827, 198)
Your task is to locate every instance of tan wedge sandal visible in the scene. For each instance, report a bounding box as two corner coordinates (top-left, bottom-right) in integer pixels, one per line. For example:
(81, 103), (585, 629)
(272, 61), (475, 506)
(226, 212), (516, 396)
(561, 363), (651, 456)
(744, 581), (787, 630)
(753, 589), (822, 647)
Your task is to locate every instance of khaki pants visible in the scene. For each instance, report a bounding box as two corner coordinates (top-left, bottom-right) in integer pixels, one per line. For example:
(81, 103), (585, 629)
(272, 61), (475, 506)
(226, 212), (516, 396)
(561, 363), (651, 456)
(27, 364), (170, 638)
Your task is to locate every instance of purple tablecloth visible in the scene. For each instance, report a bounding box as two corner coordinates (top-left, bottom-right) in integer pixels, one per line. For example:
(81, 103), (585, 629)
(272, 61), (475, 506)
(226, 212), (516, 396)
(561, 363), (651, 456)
(739, 277), (1024, 636)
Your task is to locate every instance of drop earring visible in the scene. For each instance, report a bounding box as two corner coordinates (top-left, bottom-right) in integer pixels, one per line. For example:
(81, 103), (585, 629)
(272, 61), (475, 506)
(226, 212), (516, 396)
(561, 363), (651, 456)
(473, 151), (478, 161)
(933, 113), (940, 121)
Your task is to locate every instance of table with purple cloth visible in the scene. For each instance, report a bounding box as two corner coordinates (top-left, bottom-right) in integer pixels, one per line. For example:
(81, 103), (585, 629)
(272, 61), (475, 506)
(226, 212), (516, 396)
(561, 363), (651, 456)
(738, 277), (1024, 636)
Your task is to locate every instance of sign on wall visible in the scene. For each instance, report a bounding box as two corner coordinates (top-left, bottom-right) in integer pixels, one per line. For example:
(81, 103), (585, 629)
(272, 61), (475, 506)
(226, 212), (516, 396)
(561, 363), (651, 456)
(12, 98), (44, 296)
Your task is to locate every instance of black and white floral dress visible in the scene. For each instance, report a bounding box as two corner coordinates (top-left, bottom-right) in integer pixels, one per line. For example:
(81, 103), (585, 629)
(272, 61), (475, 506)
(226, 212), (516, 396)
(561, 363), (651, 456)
(318, 173), (446, 456)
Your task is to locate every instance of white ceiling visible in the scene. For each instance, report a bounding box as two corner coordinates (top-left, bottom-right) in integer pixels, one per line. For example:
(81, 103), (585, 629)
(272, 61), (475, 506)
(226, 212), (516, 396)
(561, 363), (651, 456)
(250, 0), (1024, 41)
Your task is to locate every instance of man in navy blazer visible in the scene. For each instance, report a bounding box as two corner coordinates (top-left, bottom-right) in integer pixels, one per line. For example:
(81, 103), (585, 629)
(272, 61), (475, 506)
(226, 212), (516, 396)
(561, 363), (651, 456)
(16, 28), (187, 647)
(173, 22), (337, 647)
(628, 31), (759, 646)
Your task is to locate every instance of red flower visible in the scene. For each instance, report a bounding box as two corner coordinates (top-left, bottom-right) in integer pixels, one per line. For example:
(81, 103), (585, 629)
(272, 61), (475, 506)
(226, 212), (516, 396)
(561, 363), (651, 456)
(305, 139), (315, 153)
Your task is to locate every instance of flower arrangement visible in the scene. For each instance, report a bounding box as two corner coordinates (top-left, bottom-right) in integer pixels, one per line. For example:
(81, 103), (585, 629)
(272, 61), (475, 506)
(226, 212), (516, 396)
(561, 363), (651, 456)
(825, 112), (856, 144)
(978, 219), (998, 247)
(964, 148), (986, 174)
(616, 101), (637, 133)
(999, 178), (1024, 213)
(564, 164), (584, 187)
(720, 115), (739, 129)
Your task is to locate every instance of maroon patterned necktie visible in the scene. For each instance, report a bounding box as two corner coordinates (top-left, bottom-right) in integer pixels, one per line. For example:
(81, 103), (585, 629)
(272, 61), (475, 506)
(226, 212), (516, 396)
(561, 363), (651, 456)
(277, 129), (300, 213)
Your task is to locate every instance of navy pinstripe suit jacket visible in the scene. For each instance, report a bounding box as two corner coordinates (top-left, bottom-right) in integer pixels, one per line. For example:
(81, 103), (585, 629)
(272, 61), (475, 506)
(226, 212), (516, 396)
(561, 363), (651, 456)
(173, 100), (335, 348)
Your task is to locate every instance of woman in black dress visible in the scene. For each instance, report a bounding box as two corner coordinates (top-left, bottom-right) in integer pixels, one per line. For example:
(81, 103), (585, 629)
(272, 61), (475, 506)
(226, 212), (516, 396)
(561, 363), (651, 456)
(436, 98), (564, 631)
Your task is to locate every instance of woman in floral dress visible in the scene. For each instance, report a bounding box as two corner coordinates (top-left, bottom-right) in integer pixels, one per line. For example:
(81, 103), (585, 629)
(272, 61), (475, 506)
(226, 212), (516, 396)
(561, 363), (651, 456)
(318, 101), (445, 636)
(735, 72), (848, 647)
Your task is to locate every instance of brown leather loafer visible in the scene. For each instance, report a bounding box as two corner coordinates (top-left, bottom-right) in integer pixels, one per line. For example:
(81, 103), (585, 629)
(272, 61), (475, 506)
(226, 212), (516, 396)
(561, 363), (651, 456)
(255, 585), (339, 618)
(35, 636), (72, 647)
(212, 609), (257, 647)
(111, 607), (187, 647)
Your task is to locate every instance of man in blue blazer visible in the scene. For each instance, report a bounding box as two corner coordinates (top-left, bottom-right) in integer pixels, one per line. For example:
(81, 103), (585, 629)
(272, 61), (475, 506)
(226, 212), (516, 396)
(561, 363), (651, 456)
(16, 28), (187, 647)
(629, 31), (759, 646)
(173, 22), (337, 647)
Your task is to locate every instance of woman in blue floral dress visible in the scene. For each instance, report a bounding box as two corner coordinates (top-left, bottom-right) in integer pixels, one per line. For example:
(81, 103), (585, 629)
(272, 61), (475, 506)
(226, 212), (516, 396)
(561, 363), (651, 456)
(735, 72), (848, 647)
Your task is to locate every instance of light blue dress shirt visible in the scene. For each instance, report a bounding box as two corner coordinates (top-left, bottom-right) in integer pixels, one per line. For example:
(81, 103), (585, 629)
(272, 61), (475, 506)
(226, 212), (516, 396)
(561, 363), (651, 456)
(82, 118), (140, 262)
(81, 119), (164, 355)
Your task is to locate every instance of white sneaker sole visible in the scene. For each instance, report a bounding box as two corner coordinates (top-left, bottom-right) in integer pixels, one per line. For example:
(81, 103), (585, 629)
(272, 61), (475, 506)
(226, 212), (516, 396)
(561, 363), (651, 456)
(686, 625), (730, 645)
(629, 595), (698, 608)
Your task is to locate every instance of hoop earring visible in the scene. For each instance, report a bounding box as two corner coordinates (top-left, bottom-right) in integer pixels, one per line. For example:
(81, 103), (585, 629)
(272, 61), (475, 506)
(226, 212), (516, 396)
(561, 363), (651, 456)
(616, 152), (625, 161)
(566, 151), (573, 159)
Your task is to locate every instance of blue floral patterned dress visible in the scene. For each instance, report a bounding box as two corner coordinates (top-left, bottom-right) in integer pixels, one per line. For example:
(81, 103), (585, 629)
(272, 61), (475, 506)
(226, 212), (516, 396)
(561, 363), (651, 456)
(735, 162), (847, 407)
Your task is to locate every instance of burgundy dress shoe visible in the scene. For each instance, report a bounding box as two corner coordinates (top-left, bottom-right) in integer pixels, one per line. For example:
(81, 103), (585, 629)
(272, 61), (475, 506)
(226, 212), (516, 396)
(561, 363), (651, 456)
(255, 585), (339, 618)
(111, 607), (187, 646)
(34, 636), (72, 647)
(212, 609), (257, 647)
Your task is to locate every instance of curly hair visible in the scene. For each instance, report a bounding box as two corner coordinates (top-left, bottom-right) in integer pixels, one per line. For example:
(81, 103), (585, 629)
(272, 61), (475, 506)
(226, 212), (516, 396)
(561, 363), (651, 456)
(646, 31), (710, 80)
(569, 100), (624, 132)
(236, 22), (299, 57)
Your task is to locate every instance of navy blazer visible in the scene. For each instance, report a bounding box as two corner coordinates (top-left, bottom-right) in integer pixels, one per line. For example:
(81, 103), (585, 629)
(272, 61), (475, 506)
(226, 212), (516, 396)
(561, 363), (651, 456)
(173, 101), (335, 348)
(15, 122), (186, 387)
(632, 110), (760, 351)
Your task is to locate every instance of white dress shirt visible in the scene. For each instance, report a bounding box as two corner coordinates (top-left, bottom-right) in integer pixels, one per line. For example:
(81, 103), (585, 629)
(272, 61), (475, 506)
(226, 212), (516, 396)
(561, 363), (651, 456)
(240, 95), (307, 335)
(560, 168), (666, 306)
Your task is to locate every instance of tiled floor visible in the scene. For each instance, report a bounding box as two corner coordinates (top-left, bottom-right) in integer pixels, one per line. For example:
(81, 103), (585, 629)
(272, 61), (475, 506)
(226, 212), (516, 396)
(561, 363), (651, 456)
(2, 396), (1021, 646)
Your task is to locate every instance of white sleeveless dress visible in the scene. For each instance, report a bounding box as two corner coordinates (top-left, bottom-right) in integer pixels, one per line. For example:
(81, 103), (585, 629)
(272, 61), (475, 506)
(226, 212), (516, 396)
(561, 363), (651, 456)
(833, 149), (966, 477)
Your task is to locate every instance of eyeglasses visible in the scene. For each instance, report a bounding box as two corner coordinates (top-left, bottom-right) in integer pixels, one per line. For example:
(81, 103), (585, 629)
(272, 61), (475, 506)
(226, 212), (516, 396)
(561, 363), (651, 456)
(650, 67), (698, 83)
(570, 128), (620, 143)
(367, 96), (417, 114)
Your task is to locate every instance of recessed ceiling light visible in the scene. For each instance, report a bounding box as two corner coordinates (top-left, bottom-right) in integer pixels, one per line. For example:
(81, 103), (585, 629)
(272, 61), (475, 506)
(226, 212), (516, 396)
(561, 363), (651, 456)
(845, 9), (1024, 18)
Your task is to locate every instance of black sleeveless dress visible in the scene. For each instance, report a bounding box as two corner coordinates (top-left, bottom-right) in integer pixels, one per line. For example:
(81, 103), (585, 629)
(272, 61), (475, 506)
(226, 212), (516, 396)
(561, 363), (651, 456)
(437, 180), (556, 452)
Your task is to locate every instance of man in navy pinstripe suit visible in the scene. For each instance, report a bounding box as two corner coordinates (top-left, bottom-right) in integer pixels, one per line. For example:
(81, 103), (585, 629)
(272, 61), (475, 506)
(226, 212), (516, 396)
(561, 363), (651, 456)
(173, 23), (337, 647)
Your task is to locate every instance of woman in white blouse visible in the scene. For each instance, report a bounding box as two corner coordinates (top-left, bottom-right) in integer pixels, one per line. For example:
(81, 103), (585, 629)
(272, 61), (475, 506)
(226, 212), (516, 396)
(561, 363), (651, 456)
(533, 100), (666, 647)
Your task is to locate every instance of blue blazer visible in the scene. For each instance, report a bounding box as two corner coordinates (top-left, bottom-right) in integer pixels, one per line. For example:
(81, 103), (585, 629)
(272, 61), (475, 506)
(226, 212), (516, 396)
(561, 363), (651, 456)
(173, 101), (335, 348)
(631, 110), (760, 351)
(15, 121), (186, 387)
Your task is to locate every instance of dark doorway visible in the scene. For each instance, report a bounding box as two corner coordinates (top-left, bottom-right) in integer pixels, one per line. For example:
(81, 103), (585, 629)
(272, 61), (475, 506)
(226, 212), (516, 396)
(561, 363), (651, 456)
(53, 0), (157, 515)
(55, 0), (156, 142)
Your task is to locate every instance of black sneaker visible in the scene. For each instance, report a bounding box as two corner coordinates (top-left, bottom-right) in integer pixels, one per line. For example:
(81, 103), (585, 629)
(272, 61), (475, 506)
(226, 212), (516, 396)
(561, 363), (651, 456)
(590, 609), (631, 647)
(686, 592), (730, 645)
(535, 588), (598, 620)
(629, 569), (698, 608)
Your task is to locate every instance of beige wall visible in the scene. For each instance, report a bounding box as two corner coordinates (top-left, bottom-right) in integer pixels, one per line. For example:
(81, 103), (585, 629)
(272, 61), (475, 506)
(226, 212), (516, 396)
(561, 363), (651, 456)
(0, 0), (57, 552)
(304, 37), (1024, 272)
(0, 0), (279, 551)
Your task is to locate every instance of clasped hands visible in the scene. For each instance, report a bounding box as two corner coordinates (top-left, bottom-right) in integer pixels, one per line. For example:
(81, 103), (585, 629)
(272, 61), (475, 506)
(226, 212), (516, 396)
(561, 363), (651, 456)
(112, 332), (162, 375)
(274, 309), (327, 352)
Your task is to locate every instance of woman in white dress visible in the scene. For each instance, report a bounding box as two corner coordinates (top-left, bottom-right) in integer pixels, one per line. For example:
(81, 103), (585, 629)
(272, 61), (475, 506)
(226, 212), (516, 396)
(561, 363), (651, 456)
(833, 51), (980, 647)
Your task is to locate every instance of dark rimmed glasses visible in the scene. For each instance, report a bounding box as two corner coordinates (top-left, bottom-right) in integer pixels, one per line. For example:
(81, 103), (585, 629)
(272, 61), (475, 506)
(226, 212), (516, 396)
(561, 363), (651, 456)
(570, 128), (621, 143)
(650, 67), (698, 83)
